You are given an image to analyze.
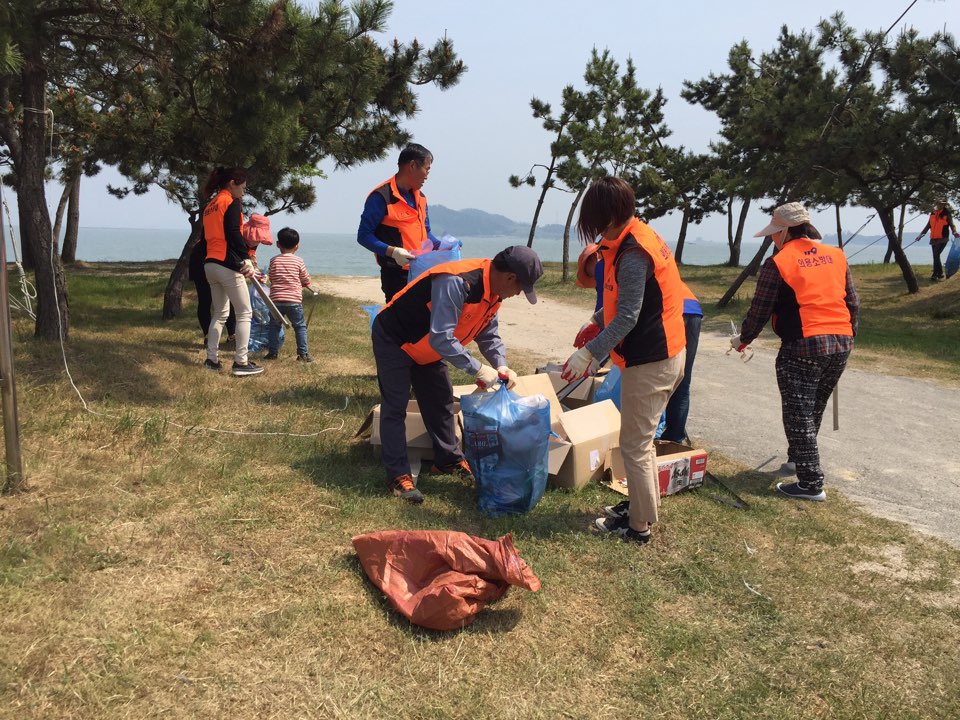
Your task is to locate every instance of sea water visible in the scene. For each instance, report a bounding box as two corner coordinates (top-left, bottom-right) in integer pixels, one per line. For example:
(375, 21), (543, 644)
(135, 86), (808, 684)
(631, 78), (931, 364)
(5, 226), (938, 274)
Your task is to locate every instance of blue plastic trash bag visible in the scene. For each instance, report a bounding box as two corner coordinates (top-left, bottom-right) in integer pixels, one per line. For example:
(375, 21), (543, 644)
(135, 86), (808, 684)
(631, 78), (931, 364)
(945, 238), (960, 279)
(592, 365), (666, 437)
(461, 384), (551, 517)
(407, 234), (463, 281)
(362, 304), (382, 331)
(593, 365), (621, 410)
(248, 284), (282, 353)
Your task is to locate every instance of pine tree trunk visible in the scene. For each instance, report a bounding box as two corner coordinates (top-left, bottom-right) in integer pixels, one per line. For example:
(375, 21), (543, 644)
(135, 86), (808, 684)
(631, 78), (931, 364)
(17, 54), (69, 339)
(561, 185), (587, 281)
(161, 216), (203, 320)
(717, 236), (772, 308)
(674, 208), (690, 264)
(876, 207), (918, 294)
(728, 196), (750, 267)
(61, 174), (80, 263)
(52, 180), (71, 249)
(526, 160), (557, 249)
(835, 204), (843, 248)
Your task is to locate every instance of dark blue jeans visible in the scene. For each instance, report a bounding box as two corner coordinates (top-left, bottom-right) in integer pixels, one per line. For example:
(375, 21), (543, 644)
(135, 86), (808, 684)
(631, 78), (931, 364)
(661, 313), (701, 443)
(268, 302), (308, 356)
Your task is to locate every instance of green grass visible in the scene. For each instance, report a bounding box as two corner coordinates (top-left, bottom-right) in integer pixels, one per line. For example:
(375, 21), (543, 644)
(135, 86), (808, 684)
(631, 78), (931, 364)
(0, 262), (958, 719)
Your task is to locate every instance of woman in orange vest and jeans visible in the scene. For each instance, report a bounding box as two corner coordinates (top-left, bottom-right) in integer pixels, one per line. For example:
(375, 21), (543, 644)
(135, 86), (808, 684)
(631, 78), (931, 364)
(562, 177), (686, 545)
(916, 199), (959, 281)
(733, 202), (859, 501)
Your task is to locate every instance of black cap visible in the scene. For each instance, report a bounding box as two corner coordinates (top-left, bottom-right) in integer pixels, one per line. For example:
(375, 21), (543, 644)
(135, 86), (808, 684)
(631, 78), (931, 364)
(496, 245), (543, 304)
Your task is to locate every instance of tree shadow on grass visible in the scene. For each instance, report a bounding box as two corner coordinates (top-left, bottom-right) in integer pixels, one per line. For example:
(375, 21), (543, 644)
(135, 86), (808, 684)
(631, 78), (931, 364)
(265, 374), (380, 411)
(335, 550), (525, 638)
(296, 444), (607, 542)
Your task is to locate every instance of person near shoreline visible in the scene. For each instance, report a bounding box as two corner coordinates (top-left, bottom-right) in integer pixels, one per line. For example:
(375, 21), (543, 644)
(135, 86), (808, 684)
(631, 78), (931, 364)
(916, 198), (959, 282)
(357, 143), (439, 302)
(264, 227), (313, 363)
(189, 237), (236, 346)
(371, 246), (541, 504)
(201, 166), (262, 377)
(563, 177), (687, 546)
(732, 202), (859, 502)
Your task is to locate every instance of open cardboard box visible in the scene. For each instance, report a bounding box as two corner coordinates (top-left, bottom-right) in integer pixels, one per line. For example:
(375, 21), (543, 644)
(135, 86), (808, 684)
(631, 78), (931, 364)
(603, 440), (708, 497)
(360, 372), (622, 491)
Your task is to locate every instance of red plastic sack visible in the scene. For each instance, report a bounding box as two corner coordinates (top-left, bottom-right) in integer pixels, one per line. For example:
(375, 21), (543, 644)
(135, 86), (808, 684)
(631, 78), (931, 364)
(242, 213), (273, 248)
(352, 530), (541, 631)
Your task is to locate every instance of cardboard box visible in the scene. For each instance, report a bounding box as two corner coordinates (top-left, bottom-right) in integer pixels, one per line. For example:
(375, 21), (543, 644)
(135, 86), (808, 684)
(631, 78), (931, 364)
(549, 399), (621, 490)
(356, 400), (463, 455)
(603, 441), (708, 497)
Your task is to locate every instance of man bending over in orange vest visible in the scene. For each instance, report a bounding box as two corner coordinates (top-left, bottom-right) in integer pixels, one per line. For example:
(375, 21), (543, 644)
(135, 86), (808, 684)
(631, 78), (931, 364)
(371, 246), (543, 504)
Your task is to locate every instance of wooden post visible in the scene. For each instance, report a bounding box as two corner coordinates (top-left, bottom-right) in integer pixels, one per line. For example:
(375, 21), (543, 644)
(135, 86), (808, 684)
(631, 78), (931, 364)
(0, 194), (25, 493)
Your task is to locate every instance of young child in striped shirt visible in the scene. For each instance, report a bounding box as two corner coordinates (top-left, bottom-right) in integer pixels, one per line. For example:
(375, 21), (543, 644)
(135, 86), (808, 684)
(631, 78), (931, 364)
(265, 228), (313, 363)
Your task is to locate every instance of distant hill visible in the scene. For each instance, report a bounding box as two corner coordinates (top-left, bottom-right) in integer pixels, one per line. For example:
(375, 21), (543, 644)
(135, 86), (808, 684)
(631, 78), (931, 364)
(430, 205), (566, 238)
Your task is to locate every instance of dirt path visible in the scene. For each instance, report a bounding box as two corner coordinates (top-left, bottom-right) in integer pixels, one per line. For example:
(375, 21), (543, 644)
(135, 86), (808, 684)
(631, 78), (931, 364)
(324, 276), (960, 547)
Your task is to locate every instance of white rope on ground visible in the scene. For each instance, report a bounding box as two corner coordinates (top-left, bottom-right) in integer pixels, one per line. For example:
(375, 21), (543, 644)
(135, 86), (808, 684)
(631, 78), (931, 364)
(11, 107), (349, 441)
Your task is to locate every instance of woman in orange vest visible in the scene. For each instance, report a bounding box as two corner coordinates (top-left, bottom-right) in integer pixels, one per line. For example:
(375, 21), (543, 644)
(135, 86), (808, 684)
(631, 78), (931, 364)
(916, 199), (959, 281)
(562, 177), (687, 546)
(732, 202), (859, 501)
(371, 247), (540, 504)
(201, 166), (262, 377)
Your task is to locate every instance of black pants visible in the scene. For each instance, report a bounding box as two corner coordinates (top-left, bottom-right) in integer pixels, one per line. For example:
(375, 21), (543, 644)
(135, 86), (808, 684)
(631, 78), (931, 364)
(194, 277), (236, 337)
(775, 350), (850, 490)
(371, 318), (463, 481)
(380, 264), (409, 302)
(661, 313), (702, 443)
(931, 240), (948, 279)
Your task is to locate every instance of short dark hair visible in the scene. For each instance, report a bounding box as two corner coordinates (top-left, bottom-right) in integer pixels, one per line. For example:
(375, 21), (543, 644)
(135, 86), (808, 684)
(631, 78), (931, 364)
(398, 143), (433, 167)
(577, 176), (636, 244)
(277, 227), (300, 249)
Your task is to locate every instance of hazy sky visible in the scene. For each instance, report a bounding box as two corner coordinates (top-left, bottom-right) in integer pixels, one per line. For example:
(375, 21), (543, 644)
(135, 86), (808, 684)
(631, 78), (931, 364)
(67, 0), (954, 242)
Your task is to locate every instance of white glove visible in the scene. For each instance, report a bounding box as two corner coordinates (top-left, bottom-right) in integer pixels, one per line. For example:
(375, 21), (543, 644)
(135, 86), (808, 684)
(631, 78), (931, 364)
(730, 334), (747, 353)
(239, 259), (255, 278)
(475, 364), (500, 389)
(561, 347), (598, 382)
(497, 365), (518, 390)
(389, 247), (415, 266)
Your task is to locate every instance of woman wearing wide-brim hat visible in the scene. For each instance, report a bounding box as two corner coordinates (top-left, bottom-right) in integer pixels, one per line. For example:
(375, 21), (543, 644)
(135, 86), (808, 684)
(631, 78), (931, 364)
(732, 202), (860, 501)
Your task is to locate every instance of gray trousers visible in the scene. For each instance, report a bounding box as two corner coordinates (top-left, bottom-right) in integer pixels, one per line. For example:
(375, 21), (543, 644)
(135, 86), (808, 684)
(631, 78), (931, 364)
(371, 319), (463, 481)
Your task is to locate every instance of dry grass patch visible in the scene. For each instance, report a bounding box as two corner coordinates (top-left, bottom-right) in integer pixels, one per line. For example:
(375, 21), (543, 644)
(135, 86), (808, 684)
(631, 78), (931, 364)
(1, 264), (959, 719)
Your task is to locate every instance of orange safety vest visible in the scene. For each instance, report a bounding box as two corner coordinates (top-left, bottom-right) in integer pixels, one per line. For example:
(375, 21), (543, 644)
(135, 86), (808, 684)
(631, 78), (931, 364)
(771, 238), (853, 340)
(376, 258), (502, 365)
(202, 190), (247, 264)
(369, 177), (428, 267)
(929, 210), (950, 242)
(599, 218), (686, 368)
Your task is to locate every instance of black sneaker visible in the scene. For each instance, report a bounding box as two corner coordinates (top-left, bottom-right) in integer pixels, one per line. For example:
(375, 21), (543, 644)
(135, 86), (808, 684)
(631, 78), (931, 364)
(603, 499), (630, 519)
(231, 361), (264, 377)
(297, 353), (314, 363)
(388, 474), (424, 504)
(776, 481), (826, 502)
(204, 359), (222, 372)
(263, 352), (279, 360)
(594, 515), (652, 544)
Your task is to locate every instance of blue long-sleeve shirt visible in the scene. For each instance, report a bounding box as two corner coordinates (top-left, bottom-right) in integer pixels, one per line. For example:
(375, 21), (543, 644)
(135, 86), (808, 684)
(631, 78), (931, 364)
(357, 186), (437, 257)
(427, 274), (507, 374)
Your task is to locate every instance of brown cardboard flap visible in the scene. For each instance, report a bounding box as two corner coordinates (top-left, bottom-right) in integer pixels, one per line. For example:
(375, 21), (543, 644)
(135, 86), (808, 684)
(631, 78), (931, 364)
(549, 400), (622, 490)
(512, 373), (564, 425)
(558, 399), (621, 444)
(368, 401), (462, 449)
